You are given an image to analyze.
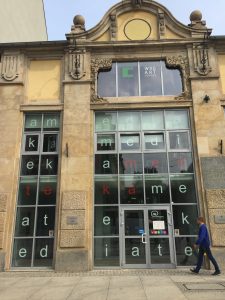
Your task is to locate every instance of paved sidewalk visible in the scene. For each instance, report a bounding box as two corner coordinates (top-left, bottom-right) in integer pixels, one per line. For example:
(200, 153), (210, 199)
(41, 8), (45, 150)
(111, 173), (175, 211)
(0, 269), (225, 300)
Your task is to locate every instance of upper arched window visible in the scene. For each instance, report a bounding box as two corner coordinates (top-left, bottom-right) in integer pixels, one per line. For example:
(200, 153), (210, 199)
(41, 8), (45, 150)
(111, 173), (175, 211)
(97, 61), (182, 97)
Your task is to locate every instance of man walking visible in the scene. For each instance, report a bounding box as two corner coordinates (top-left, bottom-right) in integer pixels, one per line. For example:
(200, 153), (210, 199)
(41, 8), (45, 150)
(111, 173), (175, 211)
(190, 216), (221, 275)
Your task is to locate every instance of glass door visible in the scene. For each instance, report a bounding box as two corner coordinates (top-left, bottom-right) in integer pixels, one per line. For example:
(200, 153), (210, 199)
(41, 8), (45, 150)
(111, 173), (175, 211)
(121, 206), (175, 268)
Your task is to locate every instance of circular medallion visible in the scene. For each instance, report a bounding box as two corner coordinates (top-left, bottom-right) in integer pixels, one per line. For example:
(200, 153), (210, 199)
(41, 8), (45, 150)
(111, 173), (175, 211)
(124, 18), (151, 40)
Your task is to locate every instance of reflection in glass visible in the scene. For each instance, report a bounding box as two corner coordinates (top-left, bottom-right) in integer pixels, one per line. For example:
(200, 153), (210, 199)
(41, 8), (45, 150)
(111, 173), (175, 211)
(144, 133), (165, 150)
(95, 154), (118, 174)
(97, 134), (116, 151)
(140, 61), (162, 96)
(118, 62), (139, 97)
(36, 207), (55, 236)
(170, 174), (197, 203)
(94, 206), (119, 236)
(162, 62), (182, 96)
(142, 111), (164, 130)
(18, 177), (37, 205)
(21, 155), (39, 176)
(12, 239), (33, 267)
(119, 153), (142, 174)
(43, 114), (60, 130)
(145, 175), (170, 204)
(41, 155), (58, 175)
(120, 134), (140, 151)
(124, 210), (144, 236)
(173, 205), (198, 235)
(120, 175), (144, 204)
(118, 111), (140, 131)
(165, 110), (189, 129)
(169, 152), (193, 173)
(14, 207), (35, 237)
(38, 176), (57, 205)
(95, 176), (118, 204)
(125, 238), (146, 264)
(150, 238), (171, 264)
(148, 210), (168, 235)
(175, 237), (198, 266)
(25, 114), (42, 131)
(144, 153), (168, 174)
(97, 63), (116, 97)
(169, 132), (190, 150)
(33, 238), (54, 266)
(94, 237), (119, 266)
(95, 112), (117, 132)
(25, 135), (39, 152)
(43, 134), (58, 152)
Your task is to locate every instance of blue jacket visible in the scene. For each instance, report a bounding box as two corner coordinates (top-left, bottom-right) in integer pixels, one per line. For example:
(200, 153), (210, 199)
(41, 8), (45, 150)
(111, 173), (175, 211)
(196, 223), (210, 248)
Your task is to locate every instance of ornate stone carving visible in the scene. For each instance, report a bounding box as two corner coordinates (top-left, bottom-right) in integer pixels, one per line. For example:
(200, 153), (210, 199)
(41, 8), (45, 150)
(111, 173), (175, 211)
(158, 10), (165, 38)
(68, 49), (86, 80)
(110, 13), (117, 41)
(1, 55), (19, 81)
(193, 43), (212, 76)
(166, 55), (191, 100)
(131, 0), (143, 8)
(90, 57), (112, 103)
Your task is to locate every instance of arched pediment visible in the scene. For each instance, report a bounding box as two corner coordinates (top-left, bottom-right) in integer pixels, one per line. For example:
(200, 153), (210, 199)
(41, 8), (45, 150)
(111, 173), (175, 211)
(66, 0), (211, 42)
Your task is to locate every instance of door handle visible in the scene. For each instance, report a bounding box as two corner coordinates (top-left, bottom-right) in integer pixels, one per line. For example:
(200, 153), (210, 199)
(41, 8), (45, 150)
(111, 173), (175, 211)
(141, 233), (147, 244)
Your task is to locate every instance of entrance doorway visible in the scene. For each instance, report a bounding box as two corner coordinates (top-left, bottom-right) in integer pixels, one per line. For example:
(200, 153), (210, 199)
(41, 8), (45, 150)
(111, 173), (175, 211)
(121, 206), (175, 268)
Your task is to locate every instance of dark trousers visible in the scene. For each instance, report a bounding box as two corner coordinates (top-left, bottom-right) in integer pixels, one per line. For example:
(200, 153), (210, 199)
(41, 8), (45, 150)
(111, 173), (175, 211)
(196, 246), (220, 272)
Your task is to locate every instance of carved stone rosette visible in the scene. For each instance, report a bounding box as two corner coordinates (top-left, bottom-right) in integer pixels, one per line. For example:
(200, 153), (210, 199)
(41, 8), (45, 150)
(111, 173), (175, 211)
(166, 55), (191, 100)
(68, 49), (86, 80)
(1, 55), (19, 81)
(90, 57), (112, 104)
(193, 43), (212, 76)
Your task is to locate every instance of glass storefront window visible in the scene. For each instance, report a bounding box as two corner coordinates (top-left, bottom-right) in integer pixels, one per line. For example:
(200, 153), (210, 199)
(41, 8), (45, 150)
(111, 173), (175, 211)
(120, 175), (144, 204)
(12, 113), (60, 268)
(142, 111), (164, 130)
(118, 62), (139, 97)
(95, 176), (118, 205)
(170, 174), (197, 203)
(94, 238), (119, 266)
(175, 237), (198, 266)
(165, 110), (189, 129)
(173, 205), (198, 235)
(95, 112), (117, 132)
(140, 61), (162, 96)
(145, 175), (170, 204)
(97, 63), (116, 97)
(97, 61), (182, 97)
(94, 110), (198, 267)
(118, 112), (141, 131)
(94, 206), (119, 236)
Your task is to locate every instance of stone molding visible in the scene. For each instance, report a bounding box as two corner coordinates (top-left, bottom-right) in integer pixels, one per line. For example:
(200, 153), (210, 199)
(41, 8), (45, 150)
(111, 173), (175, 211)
(166, 55), (191, 100)
(0, 194), (7, 212)
(1, 54), (19, 81)
(193, 43), (212, 76)
(90, 57), (112, 103)
(67, 48), (86, 80)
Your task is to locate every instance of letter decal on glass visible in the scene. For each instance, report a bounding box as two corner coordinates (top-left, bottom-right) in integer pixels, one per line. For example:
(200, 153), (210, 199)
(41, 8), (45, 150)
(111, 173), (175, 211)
(132, 247), (140, 256)
(182, 212), (189, 224)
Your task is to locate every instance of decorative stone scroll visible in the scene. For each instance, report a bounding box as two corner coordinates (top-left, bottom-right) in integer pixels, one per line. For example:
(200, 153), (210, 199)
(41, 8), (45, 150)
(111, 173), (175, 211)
(131, 0), (143, 8)
(90, 57), (112, 103)
(166, 55), (191, 100)
(1, 55), (19, 81)
(158, 10), (166, 38)
(110, 13), (117, 41)
(193, 43), (212, 76)
(68, 49), (86, 80)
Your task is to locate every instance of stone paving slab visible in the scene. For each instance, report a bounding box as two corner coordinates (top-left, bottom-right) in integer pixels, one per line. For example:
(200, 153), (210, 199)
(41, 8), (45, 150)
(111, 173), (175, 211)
(0, 270), (225, 300)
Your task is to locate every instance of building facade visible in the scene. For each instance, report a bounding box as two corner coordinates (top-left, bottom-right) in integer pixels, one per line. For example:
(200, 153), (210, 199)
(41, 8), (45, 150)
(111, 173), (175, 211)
(0, 0), (225, 272)
(0, 0), (47, 42)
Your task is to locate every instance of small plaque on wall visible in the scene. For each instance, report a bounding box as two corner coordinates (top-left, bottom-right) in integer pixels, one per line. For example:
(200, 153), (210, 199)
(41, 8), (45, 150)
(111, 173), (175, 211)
(214, 215), (225, 224)
(67, 216), (78, 225)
